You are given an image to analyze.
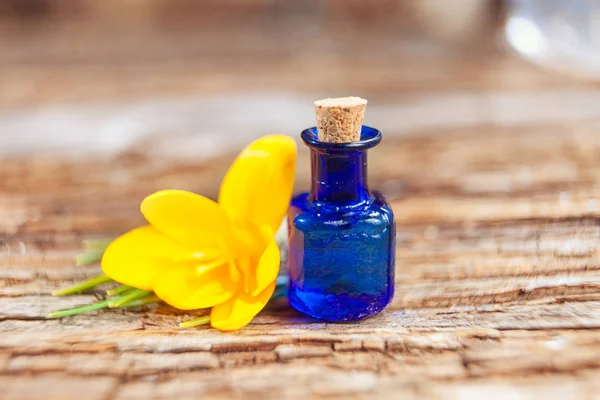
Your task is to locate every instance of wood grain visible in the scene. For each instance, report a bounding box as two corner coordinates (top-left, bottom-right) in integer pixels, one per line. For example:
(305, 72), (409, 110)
(2, 115), (600, 398)
(2, 6), (600, 395)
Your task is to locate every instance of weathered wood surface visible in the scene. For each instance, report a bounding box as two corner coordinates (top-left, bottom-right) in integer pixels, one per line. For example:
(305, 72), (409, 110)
(3, 5), (600, 395)
(3, 116), (600, 399)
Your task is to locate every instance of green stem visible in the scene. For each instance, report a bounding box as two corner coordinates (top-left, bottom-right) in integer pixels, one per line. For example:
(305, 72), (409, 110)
(52, 275), (113, 296)
(276, 275), (289, 287)
(179, 315), (210, 328)
(47, 298), (112, 318)
(108, 289), (151, 308)
(106, 285), (134, 296)
(75, 238), (113, 266)
(75, 250), (105, 266)
(47, 292), (160, 318)
(271, 286), (287, 299)
(83, 238), (113, 251)
(121, 294), (161, 308)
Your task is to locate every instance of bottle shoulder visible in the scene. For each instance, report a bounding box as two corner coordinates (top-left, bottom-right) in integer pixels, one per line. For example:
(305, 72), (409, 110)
(289, 191), (394, 229)
(291, 191), (392, 211)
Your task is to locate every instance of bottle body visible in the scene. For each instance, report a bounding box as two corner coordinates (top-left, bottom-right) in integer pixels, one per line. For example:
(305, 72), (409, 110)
(287, 126), (395, 321)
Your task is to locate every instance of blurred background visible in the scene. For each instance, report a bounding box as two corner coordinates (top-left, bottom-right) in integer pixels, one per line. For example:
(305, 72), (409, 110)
(1, 0), (600, 201)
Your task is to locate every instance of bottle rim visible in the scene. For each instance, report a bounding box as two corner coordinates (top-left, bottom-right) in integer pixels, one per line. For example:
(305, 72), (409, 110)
(301, 126), (382, 151)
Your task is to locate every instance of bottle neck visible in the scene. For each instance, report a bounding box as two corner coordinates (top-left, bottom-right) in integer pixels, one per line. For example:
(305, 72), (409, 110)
(309, 149), (370, 205)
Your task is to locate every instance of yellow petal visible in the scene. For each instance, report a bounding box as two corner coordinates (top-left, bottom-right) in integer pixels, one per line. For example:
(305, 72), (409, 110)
(141, 190), (236, 253)
(101, 226), (191, 290)
(251, 236), (280, 296)
(236, 256), (253, 293)
(153, 262), (239, 310)
(229, 223), (266, 260)
(227, 259), (242, 284)
(210, 281), (276, 331)
(234, 226), (279, 295)
(219, 135), (296, 233)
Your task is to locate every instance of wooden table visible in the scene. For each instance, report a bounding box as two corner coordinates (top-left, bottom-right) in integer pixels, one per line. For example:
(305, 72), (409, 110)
(2, 42), (600, 398)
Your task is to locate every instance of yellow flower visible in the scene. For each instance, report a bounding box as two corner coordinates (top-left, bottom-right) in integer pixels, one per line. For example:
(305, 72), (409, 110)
(101, 135), (296, 330)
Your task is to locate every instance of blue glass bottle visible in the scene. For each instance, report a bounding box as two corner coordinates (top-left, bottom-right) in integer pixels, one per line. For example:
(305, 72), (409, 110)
(287, 126), (395, 321)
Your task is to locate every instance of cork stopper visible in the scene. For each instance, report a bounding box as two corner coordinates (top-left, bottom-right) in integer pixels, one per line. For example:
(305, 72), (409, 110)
(314, 97), (367, 143)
